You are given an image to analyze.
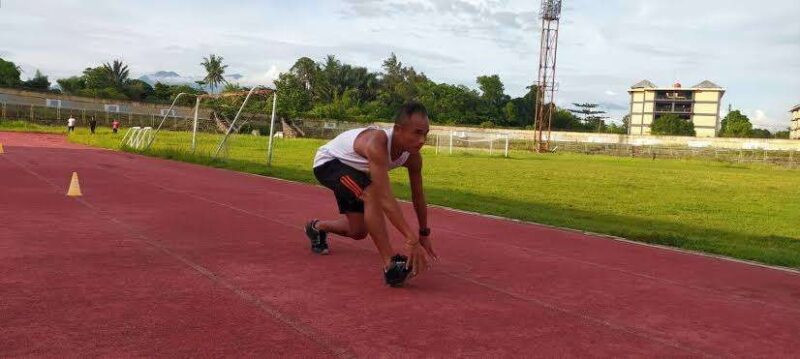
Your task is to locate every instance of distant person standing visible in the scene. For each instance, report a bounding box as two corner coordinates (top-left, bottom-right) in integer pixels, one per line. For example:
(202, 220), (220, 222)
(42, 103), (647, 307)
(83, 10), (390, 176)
(112, 119), (120, 134)
(89, 116), (98, 134)
(67, 116), (76, 133)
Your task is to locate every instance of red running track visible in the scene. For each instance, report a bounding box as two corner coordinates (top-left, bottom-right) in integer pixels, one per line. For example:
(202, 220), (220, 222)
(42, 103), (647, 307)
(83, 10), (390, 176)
(1, 132), (798, 358)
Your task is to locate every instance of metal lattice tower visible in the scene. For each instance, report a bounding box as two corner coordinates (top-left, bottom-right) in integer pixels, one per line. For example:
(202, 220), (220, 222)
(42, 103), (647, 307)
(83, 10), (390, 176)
(533, 0), (562, 152)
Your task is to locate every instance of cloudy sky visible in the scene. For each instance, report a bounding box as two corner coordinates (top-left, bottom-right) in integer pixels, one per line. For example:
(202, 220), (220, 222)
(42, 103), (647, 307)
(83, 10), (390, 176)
(1, 0), (798, 129)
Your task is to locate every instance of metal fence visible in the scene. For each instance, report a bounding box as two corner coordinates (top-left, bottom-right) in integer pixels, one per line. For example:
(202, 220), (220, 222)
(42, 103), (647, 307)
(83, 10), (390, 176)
(0, 101), (275, 134)
(505, 140), (800, 168)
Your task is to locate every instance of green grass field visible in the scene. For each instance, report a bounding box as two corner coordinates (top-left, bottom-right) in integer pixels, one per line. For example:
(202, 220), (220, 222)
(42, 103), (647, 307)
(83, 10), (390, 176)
(0, 120), (68, 134)
(3, 122), (799, 268)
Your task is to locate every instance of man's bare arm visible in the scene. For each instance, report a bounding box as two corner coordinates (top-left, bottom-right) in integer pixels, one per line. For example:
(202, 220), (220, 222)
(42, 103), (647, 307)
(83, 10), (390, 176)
(364, 133), (415, 242)
(405, 153), (437, 260)
(405, 153), (427, 231)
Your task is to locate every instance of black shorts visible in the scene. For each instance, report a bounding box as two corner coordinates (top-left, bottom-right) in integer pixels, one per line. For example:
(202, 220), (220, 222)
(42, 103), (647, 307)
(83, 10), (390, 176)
(313, 159), (372, 214)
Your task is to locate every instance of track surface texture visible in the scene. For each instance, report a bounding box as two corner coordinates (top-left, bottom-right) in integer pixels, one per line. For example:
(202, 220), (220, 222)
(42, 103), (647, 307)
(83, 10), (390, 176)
(2, 132), (799, 358)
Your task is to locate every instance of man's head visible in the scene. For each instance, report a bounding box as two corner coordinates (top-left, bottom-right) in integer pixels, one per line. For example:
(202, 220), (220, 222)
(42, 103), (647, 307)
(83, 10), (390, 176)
(393, 102), (430, 154)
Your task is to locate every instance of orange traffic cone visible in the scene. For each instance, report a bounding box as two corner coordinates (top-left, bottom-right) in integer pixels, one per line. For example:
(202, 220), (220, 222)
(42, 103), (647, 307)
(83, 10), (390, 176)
(67, 172), (82, 197)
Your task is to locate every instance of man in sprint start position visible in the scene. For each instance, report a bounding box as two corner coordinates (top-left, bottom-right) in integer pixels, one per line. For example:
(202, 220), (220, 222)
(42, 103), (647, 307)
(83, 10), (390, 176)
(305, 102), (437, 287)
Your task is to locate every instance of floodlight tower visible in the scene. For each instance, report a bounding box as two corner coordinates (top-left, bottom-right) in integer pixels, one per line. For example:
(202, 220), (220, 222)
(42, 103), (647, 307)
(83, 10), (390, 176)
(533, 0), (562, 152)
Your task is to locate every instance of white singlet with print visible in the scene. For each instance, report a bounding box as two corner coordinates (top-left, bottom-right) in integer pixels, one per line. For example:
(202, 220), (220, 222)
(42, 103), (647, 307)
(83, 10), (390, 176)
(312, 126), (410, 173)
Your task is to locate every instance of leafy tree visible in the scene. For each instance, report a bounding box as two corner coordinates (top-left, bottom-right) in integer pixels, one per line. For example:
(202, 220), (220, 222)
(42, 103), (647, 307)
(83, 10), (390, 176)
(505, 85), (538, 128)
(201, 54), (228, 93)
(621, 114), (631, 133)
(308, 89), (362, 120)
(476, 74), (509, 121)
(82, 66), (116, 89)
(274, 72), (312, 118)
(416, 80), (482, 125)
(56, 76), (86, 94)
(719, 110), (753, 138)
(651, 114), (695, 136)
(0, 57), (22, 88)
(222, 82), (243, 93)
(379, 53), (427, 109)
(749, 128), (772, 138)
(150, 82), (204, 105)
(290, 57), (318, 91)
(22, 69), (51, 91)
(773, 129), (790, 139)
(123, 79), (154, 101)
(551, 108), (584, 131)
(605, 122), (627, 134)
(152, 82), (173, 101)
(503, 102), (517, 124)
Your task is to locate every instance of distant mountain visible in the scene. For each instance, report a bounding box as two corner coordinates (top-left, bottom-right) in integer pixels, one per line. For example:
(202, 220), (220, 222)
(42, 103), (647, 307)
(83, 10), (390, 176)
(152, 71), (180, 78)
(138, 71), (244, 89)
(138, 71), (201, 87)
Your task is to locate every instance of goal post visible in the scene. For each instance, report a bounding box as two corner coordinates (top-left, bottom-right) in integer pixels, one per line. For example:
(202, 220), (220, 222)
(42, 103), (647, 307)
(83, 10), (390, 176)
(439, 130), (510, 157)
(139, 86), (278, 164)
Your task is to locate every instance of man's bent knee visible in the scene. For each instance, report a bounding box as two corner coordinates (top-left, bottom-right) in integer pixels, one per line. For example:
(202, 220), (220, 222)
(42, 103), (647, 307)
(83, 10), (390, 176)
(349, 230), (368, 240)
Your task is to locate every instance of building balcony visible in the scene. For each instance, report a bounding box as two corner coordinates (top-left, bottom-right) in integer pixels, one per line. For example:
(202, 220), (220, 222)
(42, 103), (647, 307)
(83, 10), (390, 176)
(654, 90), (694, 101)
(654, 98), (694, 103)
(655, 103), (693, 113)
(654, 109), (693, 114)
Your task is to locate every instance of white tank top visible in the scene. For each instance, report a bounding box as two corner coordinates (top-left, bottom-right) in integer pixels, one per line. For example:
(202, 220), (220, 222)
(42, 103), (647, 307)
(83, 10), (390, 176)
(313, 126), (410, 173)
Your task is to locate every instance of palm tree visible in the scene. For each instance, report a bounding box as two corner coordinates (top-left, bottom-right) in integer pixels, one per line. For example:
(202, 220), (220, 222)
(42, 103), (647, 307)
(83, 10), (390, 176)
(201, 54), (228, 93)
(102, 59), (130, 88)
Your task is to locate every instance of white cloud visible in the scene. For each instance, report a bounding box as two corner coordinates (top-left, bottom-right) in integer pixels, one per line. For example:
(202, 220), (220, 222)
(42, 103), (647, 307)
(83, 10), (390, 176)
(237, 65), (281, 88)
(748, 109), (790, 132)
(604, 90), (617, 96)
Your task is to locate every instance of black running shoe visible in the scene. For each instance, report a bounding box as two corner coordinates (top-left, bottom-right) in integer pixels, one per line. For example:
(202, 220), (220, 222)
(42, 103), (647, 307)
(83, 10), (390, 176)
(305, 219), (329, 255)
(384, 254), (411, 287)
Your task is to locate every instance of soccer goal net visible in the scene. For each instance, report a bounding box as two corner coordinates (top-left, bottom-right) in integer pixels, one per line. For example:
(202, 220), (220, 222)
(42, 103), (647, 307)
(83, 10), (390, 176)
(139, 86), (280, 165)
(433, 130), (510, 157)
(120, 126), (153, 150)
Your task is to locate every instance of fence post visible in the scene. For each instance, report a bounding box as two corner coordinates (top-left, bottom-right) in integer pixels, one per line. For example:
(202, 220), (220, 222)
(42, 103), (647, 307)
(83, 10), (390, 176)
(449, 131), (453, 154)
(435, 134), (439, 154)
(30, 104), (34, 122)
(1, 102), (5, 119)
(504, 136), (509, 157)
